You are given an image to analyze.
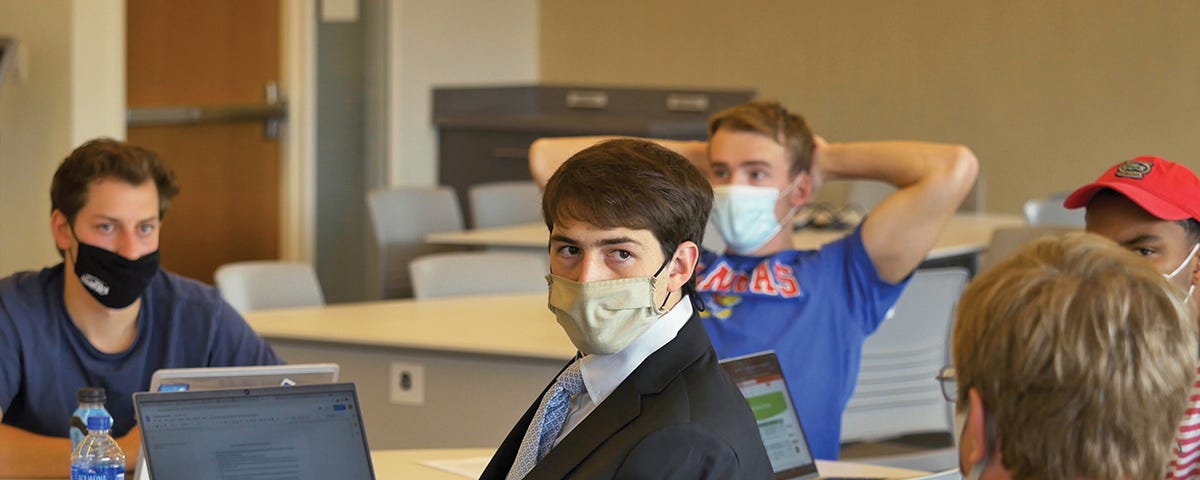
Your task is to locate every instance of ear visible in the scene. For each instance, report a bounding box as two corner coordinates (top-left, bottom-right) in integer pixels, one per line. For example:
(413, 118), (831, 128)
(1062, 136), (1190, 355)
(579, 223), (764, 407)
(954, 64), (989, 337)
(666, 240), (700, 293)
(786, 172), (815, 210)
(51, 210), (73, 253)
(961, 388), (990, 474)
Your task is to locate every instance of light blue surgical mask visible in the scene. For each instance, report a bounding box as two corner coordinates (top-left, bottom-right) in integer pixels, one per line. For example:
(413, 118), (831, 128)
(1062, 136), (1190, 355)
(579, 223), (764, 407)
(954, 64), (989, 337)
(1164, 243), (1199, 300)
(709, 176), (804, 254)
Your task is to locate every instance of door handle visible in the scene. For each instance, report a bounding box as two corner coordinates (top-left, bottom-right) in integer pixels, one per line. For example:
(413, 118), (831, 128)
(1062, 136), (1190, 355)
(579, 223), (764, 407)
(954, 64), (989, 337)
(126, 82), (287, 139)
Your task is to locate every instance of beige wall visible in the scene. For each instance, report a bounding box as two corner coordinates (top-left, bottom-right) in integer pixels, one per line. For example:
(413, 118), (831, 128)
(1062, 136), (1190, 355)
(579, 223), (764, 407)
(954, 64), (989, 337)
(540, 0), (1200, 213)
(0, 0), (124, 276)
(387, 0), (539, 187)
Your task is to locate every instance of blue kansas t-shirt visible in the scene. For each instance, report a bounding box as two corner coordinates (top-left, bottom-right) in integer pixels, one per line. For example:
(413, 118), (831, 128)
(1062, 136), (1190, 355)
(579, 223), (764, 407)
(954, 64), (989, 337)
(0, 264), (282, 438)
(696, 225), (907, 460)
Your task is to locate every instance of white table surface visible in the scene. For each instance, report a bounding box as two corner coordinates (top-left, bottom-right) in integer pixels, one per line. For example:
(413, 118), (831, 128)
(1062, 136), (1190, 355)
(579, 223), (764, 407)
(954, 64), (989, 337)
(426, 213), (1024, 260)
(371, 448), (934, 479)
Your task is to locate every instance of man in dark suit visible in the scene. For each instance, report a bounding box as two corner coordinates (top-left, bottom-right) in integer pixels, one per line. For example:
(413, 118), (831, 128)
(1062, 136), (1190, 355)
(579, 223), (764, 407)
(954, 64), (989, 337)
(482, 139), (771, 479)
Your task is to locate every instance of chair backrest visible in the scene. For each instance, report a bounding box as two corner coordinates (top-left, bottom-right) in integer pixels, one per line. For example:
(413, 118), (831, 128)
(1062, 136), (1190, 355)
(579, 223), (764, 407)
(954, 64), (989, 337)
(978, 225), (1079, 272)
(840, 267), (970, 443)
(847, 174), (986, 213)
(214, 261), (325, 313)
(1023, 195), (1085, 227)
(408, 251), (548, 299)
(467, 181), (543, 229)
(366, 186), (465, 299)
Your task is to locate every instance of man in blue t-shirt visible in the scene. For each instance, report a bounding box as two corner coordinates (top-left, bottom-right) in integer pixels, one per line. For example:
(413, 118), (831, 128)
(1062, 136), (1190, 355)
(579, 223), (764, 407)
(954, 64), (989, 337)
(0, 139), (281, 476)
(529, 100), (978, 459)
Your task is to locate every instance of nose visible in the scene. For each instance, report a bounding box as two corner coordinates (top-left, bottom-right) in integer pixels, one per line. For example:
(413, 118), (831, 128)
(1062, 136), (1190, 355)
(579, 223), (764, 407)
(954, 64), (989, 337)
(114, 230), (143, 260)
(575, 253), (607, 283)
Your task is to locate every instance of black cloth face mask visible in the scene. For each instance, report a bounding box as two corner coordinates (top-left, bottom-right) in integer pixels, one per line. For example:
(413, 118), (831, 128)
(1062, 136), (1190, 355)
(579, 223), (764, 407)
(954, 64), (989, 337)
(71, 240), (160, 309)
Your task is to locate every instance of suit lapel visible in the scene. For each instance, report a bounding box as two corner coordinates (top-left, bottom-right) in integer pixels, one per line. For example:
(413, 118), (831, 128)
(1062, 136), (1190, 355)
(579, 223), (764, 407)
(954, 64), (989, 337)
(525, 314), (712, 479)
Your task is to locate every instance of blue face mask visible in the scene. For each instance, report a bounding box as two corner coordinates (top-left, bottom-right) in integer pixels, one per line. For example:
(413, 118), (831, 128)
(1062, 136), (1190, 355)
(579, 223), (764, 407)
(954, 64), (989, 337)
(709, 177), (803, 254)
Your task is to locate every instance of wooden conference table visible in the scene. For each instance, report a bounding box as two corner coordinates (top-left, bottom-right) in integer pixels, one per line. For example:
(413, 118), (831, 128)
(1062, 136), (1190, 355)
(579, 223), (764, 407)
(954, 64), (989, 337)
(374, 448), (932, 479)
(427, 213), (1025, 272)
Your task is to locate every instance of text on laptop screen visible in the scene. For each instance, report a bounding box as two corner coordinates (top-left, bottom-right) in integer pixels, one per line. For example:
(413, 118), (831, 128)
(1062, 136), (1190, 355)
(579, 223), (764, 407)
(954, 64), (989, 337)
(136, 384), (372, 479)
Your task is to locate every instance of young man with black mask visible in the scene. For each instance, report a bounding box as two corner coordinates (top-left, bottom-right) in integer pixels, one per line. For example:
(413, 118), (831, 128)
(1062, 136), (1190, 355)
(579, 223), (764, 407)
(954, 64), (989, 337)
(0, 139), (281, 476)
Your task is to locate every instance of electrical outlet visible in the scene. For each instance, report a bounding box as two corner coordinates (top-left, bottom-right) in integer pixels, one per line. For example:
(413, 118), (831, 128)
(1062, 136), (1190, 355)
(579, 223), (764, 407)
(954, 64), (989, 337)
(389, 361), (425, 405)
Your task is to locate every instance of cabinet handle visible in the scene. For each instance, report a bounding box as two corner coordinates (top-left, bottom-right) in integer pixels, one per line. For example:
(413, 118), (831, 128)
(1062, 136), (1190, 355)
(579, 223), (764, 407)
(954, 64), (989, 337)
(491, 147), (529, 160)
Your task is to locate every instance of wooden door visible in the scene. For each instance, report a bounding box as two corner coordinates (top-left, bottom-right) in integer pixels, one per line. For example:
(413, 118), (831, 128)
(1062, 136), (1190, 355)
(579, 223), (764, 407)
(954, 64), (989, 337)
(126, 0), (281, 284)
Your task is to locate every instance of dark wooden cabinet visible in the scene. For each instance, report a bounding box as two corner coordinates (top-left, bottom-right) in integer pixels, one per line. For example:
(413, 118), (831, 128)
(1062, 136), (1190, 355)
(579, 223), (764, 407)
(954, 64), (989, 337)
(433, 85), (756, 226)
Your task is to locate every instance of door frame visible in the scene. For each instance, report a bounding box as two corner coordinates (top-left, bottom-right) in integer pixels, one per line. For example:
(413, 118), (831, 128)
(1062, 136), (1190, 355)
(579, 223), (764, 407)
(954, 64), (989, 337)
(280, 0), (317, 263)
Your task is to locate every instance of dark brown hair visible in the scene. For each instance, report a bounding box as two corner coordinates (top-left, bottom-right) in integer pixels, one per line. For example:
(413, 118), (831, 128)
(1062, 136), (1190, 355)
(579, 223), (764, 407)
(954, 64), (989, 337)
(51, 138), (180, 224)
(708, 99), (816, 176)
(542, 139), (713, 262)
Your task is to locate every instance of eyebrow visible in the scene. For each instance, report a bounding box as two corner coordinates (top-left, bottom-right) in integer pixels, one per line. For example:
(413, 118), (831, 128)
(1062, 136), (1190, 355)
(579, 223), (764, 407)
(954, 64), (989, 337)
(549, 234), (643, 248)
(710, 159), (773, 169)
(1118, 234), (1162, 247)
(87, 214), (160, 224)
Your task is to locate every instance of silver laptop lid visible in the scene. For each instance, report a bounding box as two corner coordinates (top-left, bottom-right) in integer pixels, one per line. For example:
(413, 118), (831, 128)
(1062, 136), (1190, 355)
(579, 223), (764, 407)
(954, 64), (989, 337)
(133, 383), (374, 480)
(148, 363), (339, 392)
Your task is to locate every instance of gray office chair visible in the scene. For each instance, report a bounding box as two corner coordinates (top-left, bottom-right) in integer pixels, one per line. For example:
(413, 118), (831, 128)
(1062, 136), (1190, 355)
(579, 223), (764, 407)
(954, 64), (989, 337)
(840, 267), (970, 471)
(1023, 194), (1085, 227)
(408, 251), (548, 299)
(366, 186), (465, 299)
(214, 261), (325, 313)
(468, 180), (543, 229)
(978, 225), (1079, 273)
(847, 175), (986, 213)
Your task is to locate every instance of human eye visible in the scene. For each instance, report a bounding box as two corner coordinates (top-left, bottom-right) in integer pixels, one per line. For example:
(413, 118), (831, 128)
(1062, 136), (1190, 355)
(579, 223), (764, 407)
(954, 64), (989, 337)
(95, 223), (115, 234)
(1131, 247), (1156, 257)
(748, 168), (771, 182)
(138, 222), (158, 235)
(555, 245), (580, 257)
(709, 165), (731, 181)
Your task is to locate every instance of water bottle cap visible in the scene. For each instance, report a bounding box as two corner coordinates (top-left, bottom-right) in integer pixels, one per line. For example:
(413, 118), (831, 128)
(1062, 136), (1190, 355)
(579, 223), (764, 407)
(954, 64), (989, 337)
(78, 387), (106, 403)
(86, 415), (112, 431)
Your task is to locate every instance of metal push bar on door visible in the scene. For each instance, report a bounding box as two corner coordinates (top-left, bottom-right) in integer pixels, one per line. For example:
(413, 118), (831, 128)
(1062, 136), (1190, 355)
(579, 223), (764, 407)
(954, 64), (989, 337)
(126, 82), (287, 139)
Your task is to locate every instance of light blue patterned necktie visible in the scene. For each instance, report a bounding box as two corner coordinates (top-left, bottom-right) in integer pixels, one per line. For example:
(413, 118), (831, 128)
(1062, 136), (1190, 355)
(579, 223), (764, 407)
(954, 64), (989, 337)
(507, 360), (586, 480)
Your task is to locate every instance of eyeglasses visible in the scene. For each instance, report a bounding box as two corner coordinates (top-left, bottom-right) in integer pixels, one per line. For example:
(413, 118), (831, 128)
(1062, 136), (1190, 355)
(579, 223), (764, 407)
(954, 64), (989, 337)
(935, 366), (956, 402)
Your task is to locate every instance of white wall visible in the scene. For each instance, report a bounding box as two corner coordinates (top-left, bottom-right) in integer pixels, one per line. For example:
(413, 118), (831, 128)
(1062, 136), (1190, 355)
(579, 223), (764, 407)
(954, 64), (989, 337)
(0, 0), (124, 275)
(386, 0), (539, 187)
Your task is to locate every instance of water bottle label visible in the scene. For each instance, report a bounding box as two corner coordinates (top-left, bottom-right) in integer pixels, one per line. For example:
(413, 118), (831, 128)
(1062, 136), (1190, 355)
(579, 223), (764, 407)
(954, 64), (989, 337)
(70, 464), (125, 480)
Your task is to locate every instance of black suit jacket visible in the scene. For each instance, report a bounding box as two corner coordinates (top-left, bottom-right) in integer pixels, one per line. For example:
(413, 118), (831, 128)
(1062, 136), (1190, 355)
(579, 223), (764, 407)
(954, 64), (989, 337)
(481, 312), (773, 479)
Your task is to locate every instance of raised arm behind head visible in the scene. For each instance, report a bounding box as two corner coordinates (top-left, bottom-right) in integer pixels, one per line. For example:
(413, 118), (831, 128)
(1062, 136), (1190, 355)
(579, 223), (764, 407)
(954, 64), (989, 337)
(529, 136), (709, 188)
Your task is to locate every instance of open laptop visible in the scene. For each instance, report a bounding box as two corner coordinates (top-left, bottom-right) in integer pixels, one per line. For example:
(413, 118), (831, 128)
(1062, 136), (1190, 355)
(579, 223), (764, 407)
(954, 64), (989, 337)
(134, 363), (340, 480)
(133, 382), (374, 479)
(722, 351), (931, 480)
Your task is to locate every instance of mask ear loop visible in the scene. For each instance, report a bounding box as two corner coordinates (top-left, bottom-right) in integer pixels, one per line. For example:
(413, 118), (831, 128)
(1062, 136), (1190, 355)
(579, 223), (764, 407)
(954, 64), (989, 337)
(653, 254), (674, 310)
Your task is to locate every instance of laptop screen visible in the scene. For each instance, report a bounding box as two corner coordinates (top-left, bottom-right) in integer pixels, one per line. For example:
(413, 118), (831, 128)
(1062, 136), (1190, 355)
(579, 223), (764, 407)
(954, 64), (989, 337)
(134, 383), (374, 480)
(721, 351), (816, 480)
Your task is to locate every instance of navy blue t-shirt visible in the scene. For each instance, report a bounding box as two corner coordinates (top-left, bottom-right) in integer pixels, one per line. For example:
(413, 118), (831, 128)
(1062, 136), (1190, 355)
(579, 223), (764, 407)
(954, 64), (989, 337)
(0, 264), (282, 438)
(696, 225), (908, 460)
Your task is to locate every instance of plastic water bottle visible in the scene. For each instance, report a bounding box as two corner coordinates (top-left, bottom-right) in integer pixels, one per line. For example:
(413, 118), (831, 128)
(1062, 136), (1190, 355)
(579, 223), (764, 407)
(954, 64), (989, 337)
(71, 387), (110, 452)
(70, 415), (126, 480)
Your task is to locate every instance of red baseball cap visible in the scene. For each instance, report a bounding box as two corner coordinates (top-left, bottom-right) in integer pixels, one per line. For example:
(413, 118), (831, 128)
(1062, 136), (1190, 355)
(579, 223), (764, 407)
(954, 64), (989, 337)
(1064, 156), (1200, 222)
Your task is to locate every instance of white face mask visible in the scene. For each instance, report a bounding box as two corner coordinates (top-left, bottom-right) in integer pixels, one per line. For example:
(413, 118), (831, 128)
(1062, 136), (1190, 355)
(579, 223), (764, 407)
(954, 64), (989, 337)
(709, 176), (804, 254)
(1164, 243), (1200, 300)
(545, 262), (671, 355)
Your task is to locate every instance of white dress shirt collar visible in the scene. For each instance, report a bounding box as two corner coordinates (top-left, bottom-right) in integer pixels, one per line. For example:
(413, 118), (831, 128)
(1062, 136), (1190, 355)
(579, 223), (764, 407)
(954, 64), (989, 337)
(577, 295), (693, 407)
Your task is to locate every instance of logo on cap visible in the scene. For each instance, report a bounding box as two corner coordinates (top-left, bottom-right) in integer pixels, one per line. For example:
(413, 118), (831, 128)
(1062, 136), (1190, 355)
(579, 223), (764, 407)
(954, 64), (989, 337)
(1115, 160), (1152, 179)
